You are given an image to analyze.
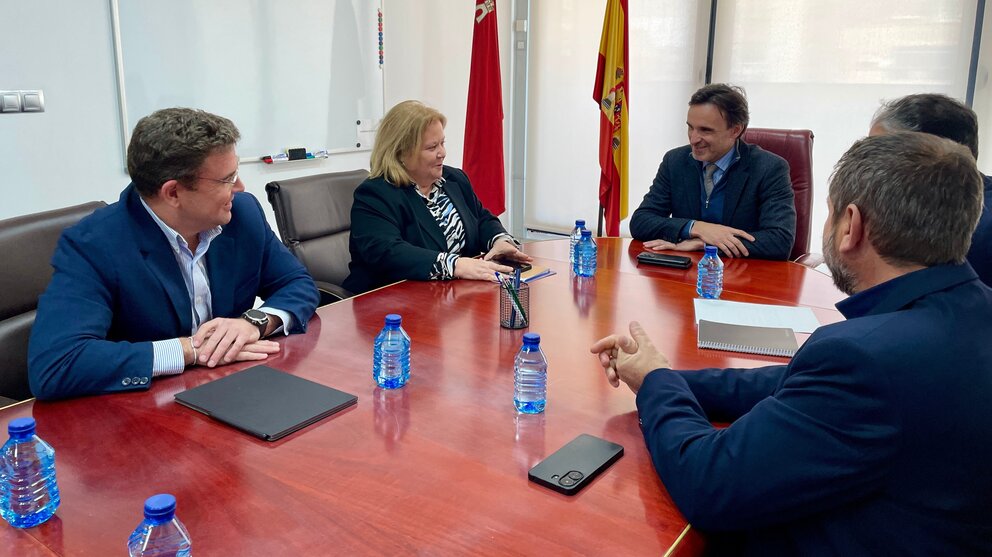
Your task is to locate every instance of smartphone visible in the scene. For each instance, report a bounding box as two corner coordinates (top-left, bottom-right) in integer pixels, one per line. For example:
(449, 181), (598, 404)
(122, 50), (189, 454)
(493, 257), (532, 273)
(528, 434), (624, 495)
(636, 251), (692, 269)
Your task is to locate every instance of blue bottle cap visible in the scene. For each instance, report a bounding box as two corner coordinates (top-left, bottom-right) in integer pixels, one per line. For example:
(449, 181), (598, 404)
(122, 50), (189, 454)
(7, 417), (36, 436)
(522, 332), (541, 345)
(581, 229), (592, 238)
(575, 219), (585, 227)
(385, 314), (402, 326)
(704, 245), (718, 256)
(143, 494), (177, 520)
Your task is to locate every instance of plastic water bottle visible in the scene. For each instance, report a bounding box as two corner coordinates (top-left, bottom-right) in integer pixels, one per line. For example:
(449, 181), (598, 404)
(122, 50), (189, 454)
(0, 417), (60, 528)
(127, 494), (192, 557)
(373, 313), (411, 389)
(697, 245), (724, 299)
(569, 219), (587, 266)
(574, 229), (597, 277)
(514, 332), (548, 414)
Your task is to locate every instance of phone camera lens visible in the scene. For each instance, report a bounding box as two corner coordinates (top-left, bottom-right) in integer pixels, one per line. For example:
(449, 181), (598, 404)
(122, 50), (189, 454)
(559, 476), (576, 487)
(567, 471), (584, 481)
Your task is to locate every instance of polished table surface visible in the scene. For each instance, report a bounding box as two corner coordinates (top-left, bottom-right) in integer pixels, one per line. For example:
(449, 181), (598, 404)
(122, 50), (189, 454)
(525, 239), (844, 311)
(1, 238), (844, 556)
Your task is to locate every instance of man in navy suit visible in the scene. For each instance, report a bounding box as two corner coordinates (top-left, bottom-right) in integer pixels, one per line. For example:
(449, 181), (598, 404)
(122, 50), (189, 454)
(630, 84), (796, 260)
(592, 133), (991, 555)
(29, 108), (319, 400)
(869, 92), (992, 287)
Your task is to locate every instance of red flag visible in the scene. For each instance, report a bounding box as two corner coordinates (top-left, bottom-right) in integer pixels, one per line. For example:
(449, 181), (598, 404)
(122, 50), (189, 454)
(464, 0), (506, 216)
(593, 0), (629, 236)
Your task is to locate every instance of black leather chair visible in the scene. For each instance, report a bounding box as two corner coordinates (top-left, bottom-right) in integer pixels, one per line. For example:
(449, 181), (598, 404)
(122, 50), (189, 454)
(0, 201), (107, 407)
(265, 169), (369, 305)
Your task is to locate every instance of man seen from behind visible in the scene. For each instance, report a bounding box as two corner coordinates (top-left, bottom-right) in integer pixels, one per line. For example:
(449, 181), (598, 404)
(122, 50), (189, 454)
(593, 132), (991, 555)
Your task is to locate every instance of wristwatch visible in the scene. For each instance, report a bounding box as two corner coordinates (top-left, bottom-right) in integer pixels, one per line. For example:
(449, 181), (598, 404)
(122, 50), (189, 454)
(241, 309), (269, 338)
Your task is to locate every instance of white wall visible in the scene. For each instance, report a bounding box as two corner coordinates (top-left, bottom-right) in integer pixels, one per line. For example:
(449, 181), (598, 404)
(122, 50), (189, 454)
(3, 1), (989, 252)
(1, 1), (127, 220)
(526, 2), (710, 236)
(714, 0), (982, 255)
(976, 1), (992, 173)
(0, 0), (512, 230)
(381, 0), (513, 207)
(0, 0), (381, 227)
(525, 0), (988, 251)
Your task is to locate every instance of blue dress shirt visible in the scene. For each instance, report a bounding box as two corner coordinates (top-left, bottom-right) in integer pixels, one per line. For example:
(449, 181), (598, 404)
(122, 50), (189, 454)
(139, 199), (291, 375)
(679, 142), (741, 241)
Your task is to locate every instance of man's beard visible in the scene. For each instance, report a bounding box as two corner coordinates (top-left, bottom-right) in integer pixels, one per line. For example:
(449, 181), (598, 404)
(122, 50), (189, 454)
(823, 225), (859, 296)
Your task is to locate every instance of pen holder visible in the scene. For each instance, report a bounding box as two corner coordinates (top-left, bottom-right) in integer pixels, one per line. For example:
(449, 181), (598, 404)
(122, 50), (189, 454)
(499, 282), (530, 329)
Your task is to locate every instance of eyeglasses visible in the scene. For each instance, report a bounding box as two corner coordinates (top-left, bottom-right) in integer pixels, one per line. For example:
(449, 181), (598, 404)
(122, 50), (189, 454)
(193, 171), (239, 186)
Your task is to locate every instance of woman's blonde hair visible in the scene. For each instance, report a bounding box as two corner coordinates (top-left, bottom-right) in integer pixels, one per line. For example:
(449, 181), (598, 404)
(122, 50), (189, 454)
(370, 100), (447, 186)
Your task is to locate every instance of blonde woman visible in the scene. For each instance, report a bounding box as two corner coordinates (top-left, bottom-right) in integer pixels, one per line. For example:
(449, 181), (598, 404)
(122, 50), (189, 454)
(343, 100), (530, 294)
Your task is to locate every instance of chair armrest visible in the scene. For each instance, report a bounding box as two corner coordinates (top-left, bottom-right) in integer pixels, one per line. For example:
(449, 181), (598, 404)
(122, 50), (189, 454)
(315, 280), (353, 305)
(794, 253), (824, 268)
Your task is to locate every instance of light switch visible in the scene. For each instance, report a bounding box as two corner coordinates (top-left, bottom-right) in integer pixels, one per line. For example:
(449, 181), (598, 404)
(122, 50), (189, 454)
(0, 91), (21, 113)
(20, 90), (44, 112)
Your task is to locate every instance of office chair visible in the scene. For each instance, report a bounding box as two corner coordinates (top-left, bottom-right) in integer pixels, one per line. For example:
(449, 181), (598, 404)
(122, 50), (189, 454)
(742, 128), (815, 263)
(0, 201), (107, 407)
(265, 169), (369, 305)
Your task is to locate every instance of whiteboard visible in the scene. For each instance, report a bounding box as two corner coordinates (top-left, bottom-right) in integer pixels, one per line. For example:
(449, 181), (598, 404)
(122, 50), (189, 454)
(111, 0), (384, 158)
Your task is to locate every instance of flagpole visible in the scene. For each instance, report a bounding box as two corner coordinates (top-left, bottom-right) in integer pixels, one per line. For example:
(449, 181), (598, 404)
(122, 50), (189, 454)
(597, 206), (605, 237)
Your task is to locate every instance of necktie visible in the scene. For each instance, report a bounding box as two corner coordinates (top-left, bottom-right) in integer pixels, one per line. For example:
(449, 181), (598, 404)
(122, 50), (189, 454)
(704, 163), (717, 198)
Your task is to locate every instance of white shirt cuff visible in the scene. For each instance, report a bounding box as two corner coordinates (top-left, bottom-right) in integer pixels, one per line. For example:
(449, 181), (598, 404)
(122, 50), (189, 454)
(258, 307), (292, 336)
(152, 338), (186, 377)
(490, 233), (519, 250)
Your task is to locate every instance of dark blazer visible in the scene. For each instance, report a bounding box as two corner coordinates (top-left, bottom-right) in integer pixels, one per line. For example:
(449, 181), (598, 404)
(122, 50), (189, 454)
(28, 185), (319, 400)
(635, 264), (992, 556)
(630, 142), (796, 260)
(966, 173), (992, 287)
(343, 166), (508, 293)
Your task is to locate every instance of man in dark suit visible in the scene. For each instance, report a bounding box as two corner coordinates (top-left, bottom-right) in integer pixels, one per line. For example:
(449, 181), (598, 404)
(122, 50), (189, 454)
(630, 84), (796, 260)
(870, 92), (992, 287)
(29, 108), (319, 400)
(592, 133), (991, 555)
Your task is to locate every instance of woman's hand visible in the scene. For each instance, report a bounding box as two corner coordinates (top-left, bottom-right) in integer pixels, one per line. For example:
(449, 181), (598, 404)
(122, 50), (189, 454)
(454, 257), (514, 281)
(483, 240), (533, 265)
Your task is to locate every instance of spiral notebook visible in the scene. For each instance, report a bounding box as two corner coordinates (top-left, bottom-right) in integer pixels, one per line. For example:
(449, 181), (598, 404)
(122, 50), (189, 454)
(697, 319), (799, 357)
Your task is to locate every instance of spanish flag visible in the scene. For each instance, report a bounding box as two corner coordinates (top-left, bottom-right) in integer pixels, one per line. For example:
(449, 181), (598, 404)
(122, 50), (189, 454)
(592, 0), (629, 236)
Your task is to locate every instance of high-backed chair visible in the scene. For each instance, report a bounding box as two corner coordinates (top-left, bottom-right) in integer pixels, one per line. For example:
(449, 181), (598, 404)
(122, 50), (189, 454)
(0, 201), (107, 406)
(742, 128), (814, 261)
(265, 169), (369, 305)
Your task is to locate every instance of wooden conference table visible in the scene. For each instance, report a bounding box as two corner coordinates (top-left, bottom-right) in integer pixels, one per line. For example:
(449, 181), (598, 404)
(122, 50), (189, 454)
(1, 238), (845, 556)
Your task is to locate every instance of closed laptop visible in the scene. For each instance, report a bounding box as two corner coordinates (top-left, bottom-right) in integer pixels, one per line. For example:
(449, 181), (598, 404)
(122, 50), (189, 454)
(175, 365), (358, 441)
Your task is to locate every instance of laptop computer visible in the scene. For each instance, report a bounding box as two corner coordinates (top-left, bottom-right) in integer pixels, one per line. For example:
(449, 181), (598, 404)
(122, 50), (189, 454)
(175, 365), (358, 441)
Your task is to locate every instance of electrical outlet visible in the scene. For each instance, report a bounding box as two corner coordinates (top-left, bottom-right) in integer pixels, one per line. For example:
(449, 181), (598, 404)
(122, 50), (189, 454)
(0, 91), (20, 113)
(21, 90), (44, 112)
(0, 90), (45, 113)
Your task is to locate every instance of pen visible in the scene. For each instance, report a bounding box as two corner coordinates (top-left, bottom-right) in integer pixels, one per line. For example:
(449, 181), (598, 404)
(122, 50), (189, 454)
(513, 269), (523, 326)
(496, 272), (516, 326)
(260, 154), (291, 164)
